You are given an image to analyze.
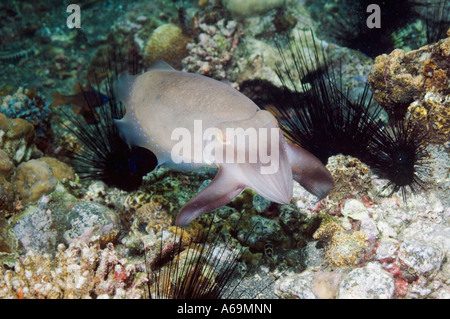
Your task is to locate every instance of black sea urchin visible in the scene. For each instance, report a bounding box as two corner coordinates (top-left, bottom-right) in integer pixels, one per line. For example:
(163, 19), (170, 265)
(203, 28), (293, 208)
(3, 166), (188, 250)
(271, 33), (381, 164)
(145, 215), (262, 299)
(418, 0), (450, 44)
(305, 0), (417, 58)
(361, 119), (430, 200)
(60, 58), (157, 191)
(267, 31), (430, 200)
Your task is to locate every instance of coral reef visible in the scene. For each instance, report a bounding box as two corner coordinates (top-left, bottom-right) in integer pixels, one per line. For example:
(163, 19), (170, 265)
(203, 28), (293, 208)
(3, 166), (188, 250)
(0, 149), (13, 178)
(0, 0), (448, 300)
(0, 174), (15, 218)
(0, 216), (18, 266)
(325, 230), (368, 268)
(236, 28), (328, 90)
(0, 114), (38, 218)
(143, 23), (193, 70)
(409, 91), (450, 147)
(369, 30), (450, 131)
(0, 87), (53, 150)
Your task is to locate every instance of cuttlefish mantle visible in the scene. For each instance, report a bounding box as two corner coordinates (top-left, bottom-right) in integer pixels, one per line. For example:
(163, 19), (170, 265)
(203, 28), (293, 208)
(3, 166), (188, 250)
(114, 62), (333, 226)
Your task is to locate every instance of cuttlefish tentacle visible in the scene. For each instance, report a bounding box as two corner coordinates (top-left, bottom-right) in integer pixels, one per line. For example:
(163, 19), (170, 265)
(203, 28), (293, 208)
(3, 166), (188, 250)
(114, 62), (334, 226)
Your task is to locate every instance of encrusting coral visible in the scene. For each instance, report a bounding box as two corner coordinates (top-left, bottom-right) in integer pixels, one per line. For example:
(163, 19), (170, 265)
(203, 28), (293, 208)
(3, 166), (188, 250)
(313, 215), (368, 268)
(369, 29), (450, 146)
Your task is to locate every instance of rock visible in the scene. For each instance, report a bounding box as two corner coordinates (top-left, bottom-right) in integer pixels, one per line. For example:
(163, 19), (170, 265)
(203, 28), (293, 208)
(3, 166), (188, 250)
(360, 219), (379, 240)
(11, 196), (58, 254)
(324, 155), (376, 212)
(245, 216), (282, 251)
(13, 159), (57, 204)
(376, 239), (399, 261)
(300, 241), (326, 271)
(377, 220), (398, 238)
(0, 113), (35, 164)
(252, 194), (271, 213)
(341, 199), (370, 221)
(64, 202), (120, 247)
(0, 149), (13, 178)
(9, 189), (118, 255)
(0, 175), (15, 218)
(312, 271), (343, 299)
(338, 263), (395, 299)
(0, 217), (18, 266)
(274, 270), (343, 299)
(279, 205), (320, 248)
(274, 271), (317, 299)
(36, 157), (75, 183)
(182, 18), (240, 81)
(222, 0), (286, 18)
(398, 238), (445, 277)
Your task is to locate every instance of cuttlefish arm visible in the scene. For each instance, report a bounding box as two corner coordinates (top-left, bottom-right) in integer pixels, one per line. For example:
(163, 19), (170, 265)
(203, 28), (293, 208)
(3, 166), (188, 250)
(176, 111), (295, 226)
(176, 163), (246, 226)
(286, 142), (334, 199)
(175, 138), (333, 227)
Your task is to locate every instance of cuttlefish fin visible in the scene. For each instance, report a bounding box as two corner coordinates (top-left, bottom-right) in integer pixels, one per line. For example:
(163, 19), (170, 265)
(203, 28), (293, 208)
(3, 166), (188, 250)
(176, 164), (246, 226)
(286, 142), (334, 199)
(115, 73), (138, 105)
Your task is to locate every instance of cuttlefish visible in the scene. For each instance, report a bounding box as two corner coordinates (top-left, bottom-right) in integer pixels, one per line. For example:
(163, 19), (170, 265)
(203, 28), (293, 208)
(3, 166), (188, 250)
(114, 62), (333, 226)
